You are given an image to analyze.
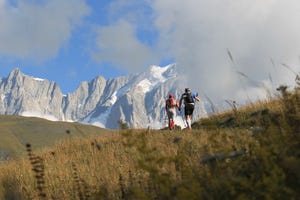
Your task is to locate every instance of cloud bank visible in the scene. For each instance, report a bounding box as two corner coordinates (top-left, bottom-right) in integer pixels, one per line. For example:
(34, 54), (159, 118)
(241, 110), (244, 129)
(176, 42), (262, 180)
(94, 0), (300, 106)
(0, 0), (90, 61)
(150, 0), (300, 104)
(91, 0), (160, 73)
(93, 20), (159, 73)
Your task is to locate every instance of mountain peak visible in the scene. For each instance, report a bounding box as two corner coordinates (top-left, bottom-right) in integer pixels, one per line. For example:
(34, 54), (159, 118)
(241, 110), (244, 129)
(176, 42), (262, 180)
(10, 67), (21, 74)
(7, 68), (23, 80)
(146, 64), (177, 81)
(148, 64), (175, 73)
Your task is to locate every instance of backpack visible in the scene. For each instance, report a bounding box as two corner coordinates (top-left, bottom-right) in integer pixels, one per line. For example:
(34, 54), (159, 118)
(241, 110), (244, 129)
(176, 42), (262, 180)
(184, 92), (194, 104)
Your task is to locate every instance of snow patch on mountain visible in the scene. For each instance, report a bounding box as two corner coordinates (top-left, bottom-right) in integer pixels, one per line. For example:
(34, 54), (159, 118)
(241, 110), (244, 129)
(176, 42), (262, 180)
(148, 65), (170, 83)
(83, 90), (120, 128)
(21, 111), (59, 121)
(1, 94), (5, 101)
(149, 65), (169, 80)
(21, 71), (45, 82)
(108, 91), (118, 105)
(136, 65), (172, 93)
(137, 79), (152, 93)
(87, 91), (119, 127)
(83, 109), (110, 128)
(33, 77), (45, 81)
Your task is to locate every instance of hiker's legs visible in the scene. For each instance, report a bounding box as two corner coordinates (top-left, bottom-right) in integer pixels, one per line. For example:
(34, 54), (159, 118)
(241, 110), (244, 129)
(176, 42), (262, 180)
(184, 104), (194, 130)
(167, 109), (176, 130)
(186, 115), (192, 130)
(168, 118), (171, 129)
(170, 119), (175, 129)
(170, 108), (176, 130)
(167, 116), (173, 130)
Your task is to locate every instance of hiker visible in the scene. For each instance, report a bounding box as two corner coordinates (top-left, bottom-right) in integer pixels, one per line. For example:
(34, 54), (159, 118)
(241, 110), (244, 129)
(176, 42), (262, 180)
(179, 88), (200, 130)
(165, 93), (179, 130)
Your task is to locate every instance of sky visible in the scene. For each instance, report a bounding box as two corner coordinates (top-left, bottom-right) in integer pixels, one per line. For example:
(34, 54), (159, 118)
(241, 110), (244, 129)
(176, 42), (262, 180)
(0, 0), (300, 106)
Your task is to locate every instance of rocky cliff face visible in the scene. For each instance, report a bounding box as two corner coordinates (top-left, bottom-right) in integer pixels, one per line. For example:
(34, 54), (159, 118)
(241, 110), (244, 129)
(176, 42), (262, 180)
(0, 68), (64, 120)
(0, 64), (207, 129)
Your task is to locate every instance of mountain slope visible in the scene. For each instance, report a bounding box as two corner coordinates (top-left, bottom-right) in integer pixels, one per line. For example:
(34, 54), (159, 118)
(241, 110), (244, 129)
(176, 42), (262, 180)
(0, 64), (207, 129)
(0, 115), (110, 161)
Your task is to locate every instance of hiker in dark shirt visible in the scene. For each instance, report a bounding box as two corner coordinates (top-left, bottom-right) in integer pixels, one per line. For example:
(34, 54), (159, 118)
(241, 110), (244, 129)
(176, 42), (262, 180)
(179, 88), (200, 130)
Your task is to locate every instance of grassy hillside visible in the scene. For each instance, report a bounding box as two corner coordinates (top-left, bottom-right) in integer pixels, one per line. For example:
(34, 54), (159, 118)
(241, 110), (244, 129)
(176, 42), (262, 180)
(0, 115), (110, 160)
(0, 83), (299, 199)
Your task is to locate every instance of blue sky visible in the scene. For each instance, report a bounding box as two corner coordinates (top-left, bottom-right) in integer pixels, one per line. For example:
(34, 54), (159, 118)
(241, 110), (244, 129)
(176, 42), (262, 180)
(1, 0), (300, 103)
(0, 0), (163, 93)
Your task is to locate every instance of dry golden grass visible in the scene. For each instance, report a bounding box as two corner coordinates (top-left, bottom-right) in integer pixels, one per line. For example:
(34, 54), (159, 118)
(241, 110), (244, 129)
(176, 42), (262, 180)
(0, 128), (257, 199)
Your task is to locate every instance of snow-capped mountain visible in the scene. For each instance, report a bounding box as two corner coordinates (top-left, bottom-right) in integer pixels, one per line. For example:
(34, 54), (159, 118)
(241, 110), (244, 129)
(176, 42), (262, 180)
(0, 64), (207, 129)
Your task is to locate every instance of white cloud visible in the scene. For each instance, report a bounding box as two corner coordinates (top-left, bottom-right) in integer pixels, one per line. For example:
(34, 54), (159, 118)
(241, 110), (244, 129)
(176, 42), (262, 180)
(0, 0), (90, 61)
(150, 0), (300, 103)
(234, 80), (274, 104)
(91, 0), (300, 105)
(93, 20), (159, 73)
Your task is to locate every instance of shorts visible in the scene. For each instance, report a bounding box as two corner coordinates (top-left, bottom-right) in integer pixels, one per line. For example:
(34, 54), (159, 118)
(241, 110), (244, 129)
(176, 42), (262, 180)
(184, 103), (195, 116)
(167, 108), (176, 120)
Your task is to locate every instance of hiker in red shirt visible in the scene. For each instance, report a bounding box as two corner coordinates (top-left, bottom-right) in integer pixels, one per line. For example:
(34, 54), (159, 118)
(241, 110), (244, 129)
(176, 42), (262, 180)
(165, 93), (179, 130)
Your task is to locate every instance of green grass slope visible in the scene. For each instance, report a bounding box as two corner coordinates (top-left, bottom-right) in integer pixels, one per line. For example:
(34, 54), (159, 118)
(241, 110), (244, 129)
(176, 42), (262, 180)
(0, 115), (110, 160)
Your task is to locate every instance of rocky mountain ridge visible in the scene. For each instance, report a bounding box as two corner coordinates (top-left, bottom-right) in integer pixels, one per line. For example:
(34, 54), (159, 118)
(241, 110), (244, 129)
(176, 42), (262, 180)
(0, 65), (207, 129)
